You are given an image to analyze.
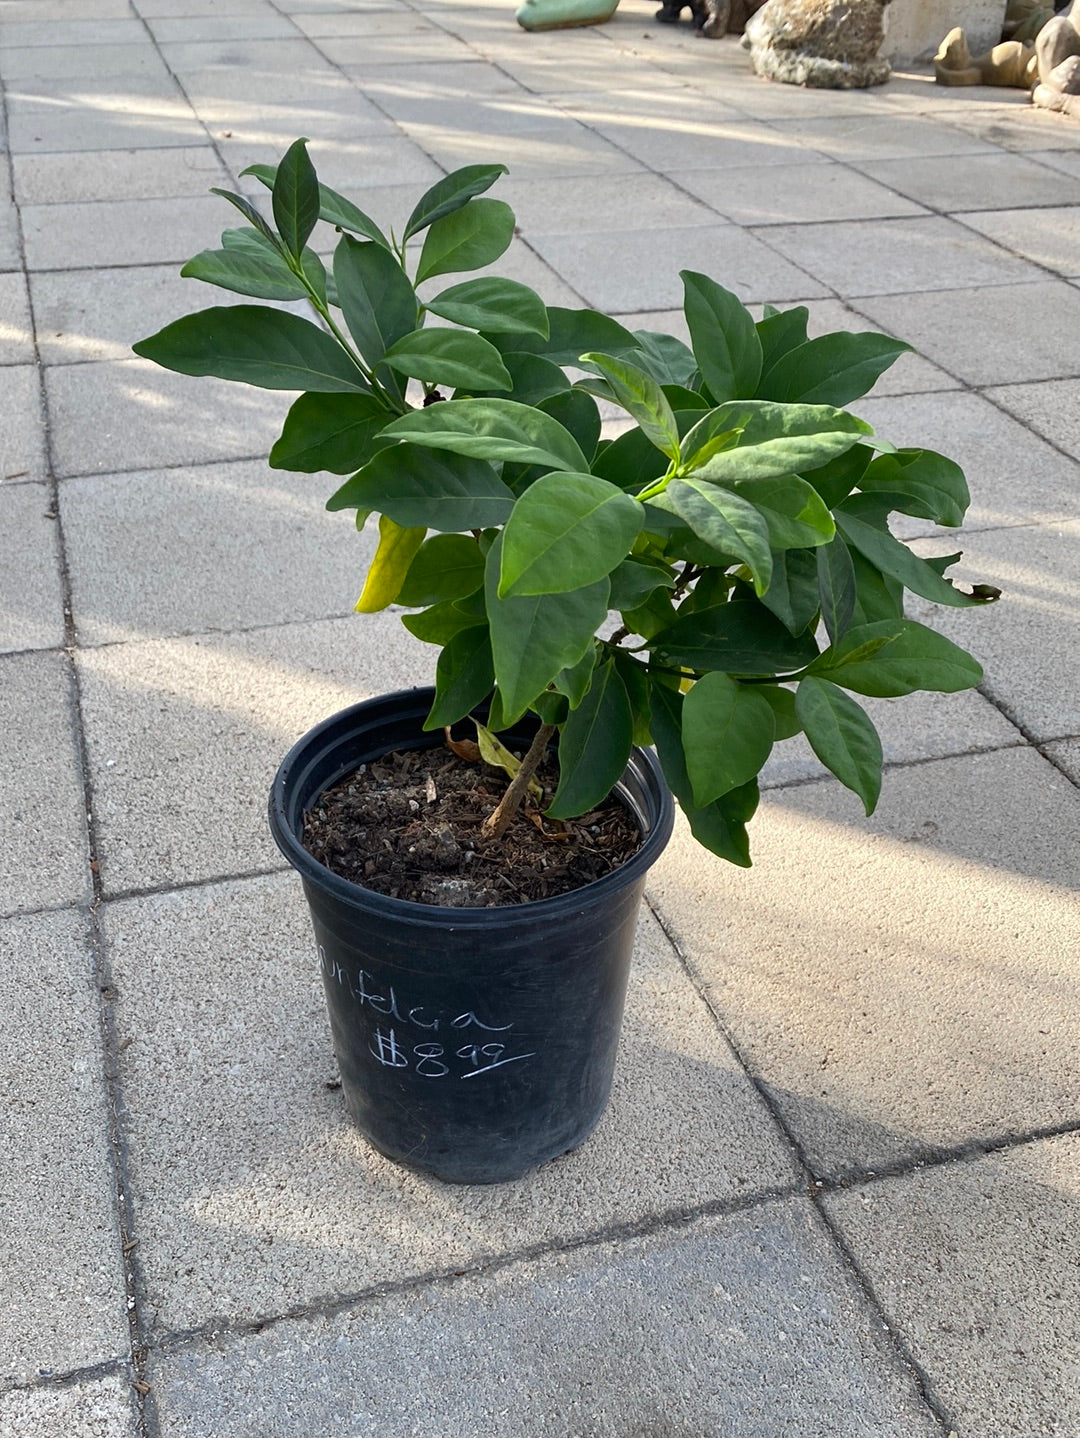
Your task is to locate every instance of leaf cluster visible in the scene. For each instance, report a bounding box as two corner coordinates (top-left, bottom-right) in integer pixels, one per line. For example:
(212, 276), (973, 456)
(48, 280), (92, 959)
(133, 140), (998, 866)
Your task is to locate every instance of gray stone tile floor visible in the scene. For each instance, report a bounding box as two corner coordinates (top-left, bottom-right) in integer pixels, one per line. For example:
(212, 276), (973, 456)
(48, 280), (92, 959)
(0, 2), (1077, 1434)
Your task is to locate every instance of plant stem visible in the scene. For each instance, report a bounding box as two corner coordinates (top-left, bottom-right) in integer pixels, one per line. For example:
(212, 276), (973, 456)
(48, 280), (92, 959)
(482, 723), (556, 842)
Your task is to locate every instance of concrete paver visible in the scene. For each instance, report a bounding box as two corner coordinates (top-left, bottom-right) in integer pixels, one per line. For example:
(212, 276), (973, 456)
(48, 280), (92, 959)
(0, 3), (1077, 1432)
(0, 910), (127, 1384)
(649, 748), (1080, 1177)
(0, 651), (90, 912)
(148, 1202), (938, 1437)
(824, 1134), (1080, 1437)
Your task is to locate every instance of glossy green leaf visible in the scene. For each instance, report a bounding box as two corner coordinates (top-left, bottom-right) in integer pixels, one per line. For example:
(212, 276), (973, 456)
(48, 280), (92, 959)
(630, 329), (699, 388)
(551, 644), (597, 709)
(380, 397), (587, 471)
(593, 424), (671, 492)
(333, 235), (417, 367)
(612, 649), (652, 746)
(471, 353), (569, 407)
(398, 533), (485, 606)
(578, 351), (681, 462)
(758, 683), (801, 740)
(691, 401), (871, 485)
(535, 388), (601, 465)
(608, 556), (676, 610)
(682, 670), (775, 807)
(678, 407), (745, 471)
(651, 477), (773, 597)
(649, 682), (757, 866)
(327, 445), (515, 529)
(795, 676), (882, 814)
(759, 331), (911, 407)
(415, 198), (515, 285)
(403, 164), (508, 241)
(424, 626), (495, 729)
(734, 475), (836, 550)
(651, 598), (819, 675)
(859, 448), (970, 528)
(834, 504), (986, 608)
(800, 442), (872, 508)
(271, 137), (320, 263)
(681, 270), (763, 402)
(812, 619), (982, 696)
(132, 306), (367, 392)
(383, 328), (512, 392)
(181, 241), (308, 301)
(427, 276), (548, 337)
(816, 532), (857, 645)
(760, 547), (820, 636)
(499, 472), (643, 598)
(755, 305), (809, 375)
(485, 535), (610, 724)
(269, 392), (390, 474)
(402, 596), (486, 645)
(209, 187), (281, 250)
(243, 162), (390, 246)
(547, 660), (634, 819)
(494, 307), (638, 366)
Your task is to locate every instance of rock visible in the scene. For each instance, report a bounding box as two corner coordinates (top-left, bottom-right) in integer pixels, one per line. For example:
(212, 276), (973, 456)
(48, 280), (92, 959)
(1032, 0), (1080, 114)
(742, 0), (892, 87)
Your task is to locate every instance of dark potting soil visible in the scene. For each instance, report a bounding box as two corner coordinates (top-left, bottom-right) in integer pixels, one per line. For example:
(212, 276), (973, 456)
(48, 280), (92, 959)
(301, 740), (642, 908)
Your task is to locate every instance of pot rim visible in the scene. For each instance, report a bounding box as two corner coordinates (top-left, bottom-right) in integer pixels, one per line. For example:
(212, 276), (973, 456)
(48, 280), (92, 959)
(268, 687), (675, 927)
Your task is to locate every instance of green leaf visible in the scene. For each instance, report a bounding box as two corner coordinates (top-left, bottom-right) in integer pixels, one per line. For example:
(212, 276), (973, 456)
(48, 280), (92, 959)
(327, 445), (515, 529)
(402, 596), (486, 645)
(608, 556), (676, 610)
(242, 162), (390, 245)
(403, 164), (508, 241)
(494, 307), (638, 366)
(415, 198), (515, 285)
(850, 547), (904, 626)
(499, 472), (644, 598)
(759, 331), (911, 407)
(380, 397), (587, 471)
(681, 270), (763, 402)
(485, 535), (610, 724)
(398, 533), (485, 606)
(551, 644), (597, 709)
(535, 388), (601, 466)
(209, 187), (282, 251)
(682, 671), (775, 807)
(834, 505), (986, 608)
(181, 242), (308, 301)
(816, 532), (857, 646)
(651, 598), (819, 675)
(755, 305), (809, 375)
(691, 401), (871, 485)
(801, 442), (872, 508)
(812, 619), (982, 696)
(578, 351), (681, 462)
(271, 137), (320, 263)
(269, 392), (389, 474)
(593, 424), (671, 492)
(758, 683), (800, 740)
(678, 407), (745, 471)
(859, 448), (970, 528)
(547, 660), (634, 819)
(472, 353), (569, 407)
(333, 235), (417, 368)
(651, 477), (773, 597)
(428, 276), (549, 337)
(612, 650), (652, 746)
(649, 682), (758, 866)
(424, 626), (495, 729)
(760, 547), (820, 636)
(132, 306), (367, 392)
(795, 676), (883, 813)
(383, 328), (512, 392)
(630, 329), (699, 388)
(733, 475), (836, 549)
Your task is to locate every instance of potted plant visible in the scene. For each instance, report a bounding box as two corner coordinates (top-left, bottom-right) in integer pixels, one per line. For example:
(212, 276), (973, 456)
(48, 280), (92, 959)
(134, 140), (996, 1183)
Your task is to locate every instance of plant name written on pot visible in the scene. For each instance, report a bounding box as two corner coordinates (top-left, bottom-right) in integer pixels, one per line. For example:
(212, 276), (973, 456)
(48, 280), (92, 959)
(134, 139), (999, 868)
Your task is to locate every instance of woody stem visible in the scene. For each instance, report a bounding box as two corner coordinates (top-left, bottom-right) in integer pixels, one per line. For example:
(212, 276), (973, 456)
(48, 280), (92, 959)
(482, 723), (556, 842)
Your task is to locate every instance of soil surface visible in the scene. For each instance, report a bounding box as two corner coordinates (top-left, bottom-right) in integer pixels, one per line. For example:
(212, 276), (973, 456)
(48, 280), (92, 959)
(302, 739), (642, 908)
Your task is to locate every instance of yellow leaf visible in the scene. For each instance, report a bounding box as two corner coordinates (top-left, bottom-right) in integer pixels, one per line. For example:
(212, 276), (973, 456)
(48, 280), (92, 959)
(355, 516), (426, 613)
(474, 720), (542, 799)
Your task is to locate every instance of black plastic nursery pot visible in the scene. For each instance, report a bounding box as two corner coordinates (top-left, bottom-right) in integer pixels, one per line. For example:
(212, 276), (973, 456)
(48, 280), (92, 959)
(268, 687), (675, 1184)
